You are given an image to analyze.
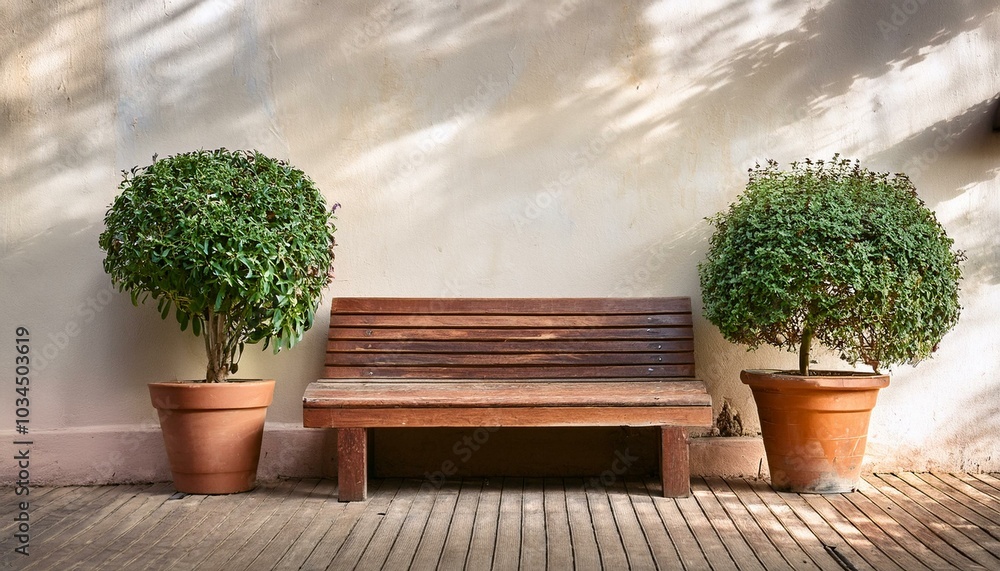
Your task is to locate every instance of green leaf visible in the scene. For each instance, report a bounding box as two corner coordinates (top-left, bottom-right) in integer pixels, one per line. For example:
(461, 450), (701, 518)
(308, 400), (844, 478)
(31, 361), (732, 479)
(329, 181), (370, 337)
(698, 155), (963, 373)
(97, 148), (339, 382)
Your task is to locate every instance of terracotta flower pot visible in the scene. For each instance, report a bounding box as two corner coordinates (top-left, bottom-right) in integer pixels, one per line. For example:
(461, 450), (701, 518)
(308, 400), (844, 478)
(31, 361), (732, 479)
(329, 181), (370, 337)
(148, 379), (275, 494)
(741, 369), (889, 493)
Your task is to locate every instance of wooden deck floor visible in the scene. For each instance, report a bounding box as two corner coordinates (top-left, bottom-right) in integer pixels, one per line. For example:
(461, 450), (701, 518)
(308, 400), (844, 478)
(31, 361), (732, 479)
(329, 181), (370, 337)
(4, 473), (1000, 570)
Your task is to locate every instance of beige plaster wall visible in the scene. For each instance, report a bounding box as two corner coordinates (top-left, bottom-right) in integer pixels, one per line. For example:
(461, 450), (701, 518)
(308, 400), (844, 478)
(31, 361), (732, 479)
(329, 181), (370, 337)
(2, 0), (999, 482)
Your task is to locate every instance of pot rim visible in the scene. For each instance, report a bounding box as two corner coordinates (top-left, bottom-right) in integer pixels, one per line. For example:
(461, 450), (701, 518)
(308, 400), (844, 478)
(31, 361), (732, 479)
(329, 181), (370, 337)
(148, 379), (276, 410)
(148, 379), (275, 386)
(741, 369), (890, 390)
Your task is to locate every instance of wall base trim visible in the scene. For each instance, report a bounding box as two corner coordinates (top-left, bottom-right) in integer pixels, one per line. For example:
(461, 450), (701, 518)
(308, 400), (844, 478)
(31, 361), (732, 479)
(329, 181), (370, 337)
(5, 426), (982, 487)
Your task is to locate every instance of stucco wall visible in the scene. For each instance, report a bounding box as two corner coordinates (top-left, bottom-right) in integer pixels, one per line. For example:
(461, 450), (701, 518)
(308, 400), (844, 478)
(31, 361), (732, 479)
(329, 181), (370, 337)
(2, 0), (999, 483)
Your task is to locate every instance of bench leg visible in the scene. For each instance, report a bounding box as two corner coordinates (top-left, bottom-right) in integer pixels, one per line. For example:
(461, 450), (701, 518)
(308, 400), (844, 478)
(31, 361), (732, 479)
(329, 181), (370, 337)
(660, 426), (691, 498)
(337, 428), (368, 502)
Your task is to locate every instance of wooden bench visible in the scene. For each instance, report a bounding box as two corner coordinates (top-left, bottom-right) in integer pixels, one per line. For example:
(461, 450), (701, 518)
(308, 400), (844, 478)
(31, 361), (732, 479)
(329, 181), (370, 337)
(302, 297), (713, 501)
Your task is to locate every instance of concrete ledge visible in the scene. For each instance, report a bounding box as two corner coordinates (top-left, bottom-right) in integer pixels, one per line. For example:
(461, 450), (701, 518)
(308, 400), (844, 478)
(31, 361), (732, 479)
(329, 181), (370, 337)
(690, 436), (769, 478)
(0, 424), (330, 486)
(0, 427), (832, 486)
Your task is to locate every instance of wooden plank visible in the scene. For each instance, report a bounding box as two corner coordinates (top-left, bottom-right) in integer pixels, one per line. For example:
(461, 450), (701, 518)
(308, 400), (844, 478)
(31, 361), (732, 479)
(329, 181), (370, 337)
(917, 473), (1000, 526)
(331, 296), (692, 314)
(15, 485), (120, 542)
(192, 480), (299, 570)
(646, 478), (711, 569)
(622, 478), (685, 569)
(542, 478), (574, 570)
(330, 313), (692, 328)
(380, 481), (440, 570)
(323, 479), (404, 569)
(895, 472), (1000, 539)
(465, 478), (501, 569)
(408, 479), (461, 570)
(702, 477), (795, 571)
(519, 478), (546, 571)
(113, 491), (214, 569)
(279, 480), (377, 570)
(772, 479), (882, 571)
(845, 479), (972, 569)
(564, 478), (602, 569)
(304, 405), (714, 429)
(221, 479), (320, 571)
(438, 479), (482, 569)
(518, 478), (544, 569)
(328, 338), (695, 354)
(816, 490), (935, 570)
(72, 483), (188, 569)
(727, 479), (818, 570)
(969, 473), (1000, 495)
(352, 479), (422, 570)
(691, 477), (767, 571)
(606, 478), (656, 570)
(20, 485), (154, 571)
(261, 479), (345, 570)
(871, 474), (1000, 567)
(330, 326), (693, 341)
(21, 474), (1000, 570)
(747, 481), (855, 571)
(796, 491), (903, 571)
(675, 485), (739, 570)
(492, 477), (523, 571)
(148, 488), (259, 571)
(305, 379), (711, 408)
(337, 427), (368, 501)
(0, 486), (72, 535)
(585, 481), (630, 569)
(327, 351), (693, 367)
(324, 363), (697, 379)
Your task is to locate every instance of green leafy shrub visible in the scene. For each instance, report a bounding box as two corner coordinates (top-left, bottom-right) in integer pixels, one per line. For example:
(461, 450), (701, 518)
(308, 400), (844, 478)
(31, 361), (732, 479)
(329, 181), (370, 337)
(99, 148), (337, 382)
(698, 156), (963, 375)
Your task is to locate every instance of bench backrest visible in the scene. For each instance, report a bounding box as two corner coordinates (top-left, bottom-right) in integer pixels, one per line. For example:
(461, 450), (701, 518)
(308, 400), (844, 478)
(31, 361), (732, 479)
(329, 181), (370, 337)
(324, 297), (695, 380)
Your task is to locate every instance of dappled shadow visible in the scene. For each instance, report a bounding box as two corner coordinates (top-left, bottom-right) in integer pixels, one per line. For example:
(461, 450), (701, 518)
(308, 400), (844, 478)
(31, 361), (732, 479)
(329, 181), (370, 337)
(4, 0), (999, 452)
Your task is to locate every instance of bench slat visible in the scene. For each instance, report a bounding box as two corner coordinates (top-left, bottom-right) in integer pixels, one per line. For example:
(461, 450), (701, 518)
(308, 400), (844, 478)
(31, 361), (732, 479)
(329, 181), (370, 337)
(305, 380), (710, 408)
(331, 297), (692, 314)
(330, 314), (692, 328)
(304, 406), (713, 429)
(326, 352), (693, 367)
(327, 339), (695, 353)
(324, 364), (697, 379)
(329, 327), (692, 341)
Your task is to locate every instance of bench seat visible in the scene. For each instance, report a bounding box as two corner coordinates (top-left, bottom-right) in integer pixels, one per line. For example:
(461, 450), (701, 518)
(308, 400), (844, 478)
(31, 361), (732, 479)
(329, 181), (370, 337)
(303, 297), (713, 501)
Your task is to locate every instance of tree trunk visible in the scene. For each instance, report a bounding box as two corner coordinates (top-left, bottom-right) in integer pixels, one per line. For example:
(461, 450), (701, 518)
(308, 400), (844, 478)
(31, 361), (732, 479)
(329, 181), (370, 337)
(799, 326), (813, 376)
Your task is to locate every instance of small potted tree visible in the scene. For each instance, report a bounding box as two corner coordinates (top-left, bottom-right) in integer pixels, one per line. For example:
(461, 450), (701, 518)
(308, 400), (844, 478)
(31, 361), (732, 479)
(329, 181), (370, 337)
(699, 156), (963, 493)
(99, 148), (337, 494)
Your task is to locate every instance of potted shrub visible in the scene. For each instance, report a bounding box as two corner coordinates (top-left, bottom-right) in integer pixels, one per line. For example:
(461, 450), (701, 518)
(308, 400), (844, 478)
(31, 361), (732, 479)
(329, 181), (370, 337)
(99, 148), (337, 494)
(699, 156), (963, 493)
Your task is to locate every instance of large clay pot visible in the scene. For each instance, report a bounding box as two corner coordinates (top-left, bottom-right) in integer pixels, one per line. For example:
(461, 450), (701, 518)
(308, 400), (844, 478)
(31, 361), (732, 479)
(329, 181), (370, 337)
(741, 370), (889, 493)
(148, 379), (275, 494)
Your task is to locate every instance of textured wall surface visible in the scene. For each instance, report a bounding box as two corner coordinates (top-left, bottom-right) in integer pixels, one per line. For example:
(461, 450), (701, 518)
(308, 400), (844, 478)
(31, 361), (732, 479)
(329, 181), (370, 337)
(2, 0), (999, 482)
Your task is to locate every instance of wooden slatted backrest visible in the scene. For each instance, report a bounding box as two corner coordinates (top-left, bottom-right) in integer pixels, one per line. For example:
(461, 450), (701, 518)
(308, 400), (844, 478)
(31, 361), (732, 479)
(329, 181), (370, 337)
(324, 297), (695, 379)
